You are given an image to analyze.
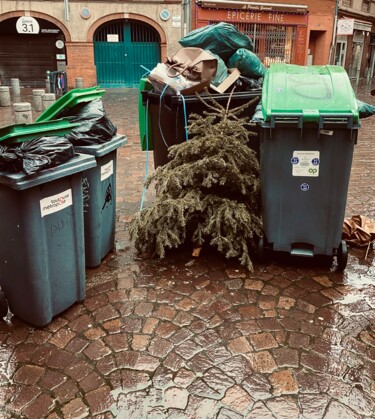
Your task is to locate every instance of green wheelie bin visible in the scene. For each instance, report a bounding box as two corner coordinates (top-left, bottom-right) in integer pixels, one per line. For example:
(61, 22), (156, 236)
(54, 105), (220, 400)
(258, 64), (360, 271)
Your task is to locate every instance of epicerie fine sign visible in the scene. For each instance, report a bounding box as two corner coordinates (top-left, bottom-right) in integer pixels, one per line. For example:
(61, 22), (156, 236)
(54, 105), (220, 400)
(16, 16), (40, 34)
(227, 10), (285, 23)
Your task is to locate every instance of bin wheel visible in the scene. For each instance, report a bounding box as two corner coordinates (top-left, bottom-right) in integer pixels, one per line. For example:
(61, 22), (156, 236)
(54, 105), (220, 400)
(0, 291), (8, 319)
(257, 236), (266, 263)
(337, 240), (348, 272)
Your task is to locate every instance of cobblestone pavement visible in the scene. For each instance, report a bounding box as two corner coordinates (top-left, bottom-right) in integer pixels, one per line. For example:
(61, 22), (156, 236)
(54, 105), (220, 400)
(0, 82), (374, 418)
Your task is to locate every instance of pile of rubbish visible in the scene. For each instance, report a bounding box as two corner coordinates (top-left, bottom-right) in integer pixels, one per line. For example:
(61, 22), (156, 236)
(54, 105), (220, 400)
(148, 22), (265, 95)
(146, 21), (375, 121)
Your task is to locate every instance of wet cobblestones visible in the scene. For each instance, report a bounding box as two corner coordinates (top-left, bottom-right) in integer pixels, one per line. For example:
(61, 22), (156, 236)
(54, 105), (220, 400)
(0, 83), (374, 418)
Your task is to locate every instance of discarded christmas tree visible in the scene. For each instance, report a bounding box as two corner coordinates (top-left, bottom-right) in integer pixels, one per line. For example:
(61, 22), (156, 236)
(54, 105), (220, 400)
(130, 90), (262, 271)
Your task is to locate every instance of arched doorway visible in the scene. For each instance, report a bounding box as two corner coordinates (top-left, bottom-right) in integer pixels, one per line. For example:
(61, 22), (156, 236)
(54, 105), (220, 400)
(0, 17), (67, 87)
(94, 19), (161, 87)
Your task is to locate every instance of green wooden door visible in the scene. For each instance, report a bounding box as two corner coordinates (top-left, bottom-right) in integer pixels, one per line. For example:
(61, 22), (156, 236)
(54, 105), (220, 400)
(94, 20), (160, 87)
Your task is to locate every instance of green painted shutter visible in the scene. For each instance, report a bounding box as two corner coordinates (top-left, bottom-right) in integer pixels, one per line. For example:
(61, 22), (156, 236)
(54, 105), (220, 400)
(94, 20), (160, 87)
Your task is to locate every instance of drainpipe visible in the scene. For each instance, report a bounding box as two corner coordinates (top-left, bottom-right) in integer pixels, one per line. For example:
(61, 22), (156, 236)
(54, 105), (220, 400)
(182, 0), (191, 36)
(328, 0), (339, 65)
(64, 0), (70, 22)
(189, 0), (192, 33)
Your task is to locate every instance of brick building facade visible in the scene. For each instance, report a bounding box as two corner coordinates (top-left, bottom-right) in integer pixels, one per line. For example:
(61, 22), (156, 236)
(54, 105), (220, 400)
(0, 0), (374, 89)
(0, 0), (183, 89)
(336, 0), (375, 81)
(192, 0), (336, 67)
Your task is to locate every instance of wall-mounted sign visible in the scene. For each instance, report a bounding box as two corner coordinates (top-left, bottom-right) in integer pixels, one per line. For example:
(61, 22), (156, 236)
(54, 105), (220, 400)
(56, 54), (66, 60)
(107, 34), (119, 42)
(160, 9), (171, 21)
(56, 40), (65, 49)
(337, 19), (354, 36)
(41, 28), (60, 34)
(80, 8), (91, 19)
(196, 0), (308, 13)
(16, 16), (40, 34)
(172, 15), (181, 27)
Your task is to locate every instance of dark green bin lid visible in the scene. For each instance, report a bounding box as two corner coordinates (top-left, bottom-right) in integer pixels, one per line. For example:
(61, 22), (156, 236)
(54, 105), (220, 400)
(262, 64), (359, 123)
(35, 86), (105, 122)
(0, 118), (80, 145)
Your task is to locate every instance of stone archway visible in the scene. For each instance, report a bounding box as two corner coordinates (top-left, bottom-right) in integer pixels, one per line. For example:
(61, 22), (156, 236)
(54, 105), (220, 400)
(66, 13), (166, 88)
(88, 13), (167, 60)
(91, 16), (164, 87)
(0, 11), (71, 87)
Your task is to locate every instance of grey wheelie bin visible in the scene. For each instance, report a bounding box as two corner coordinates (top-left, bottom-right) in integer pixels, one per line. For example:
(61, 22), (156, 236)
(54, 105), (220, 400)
(258, 64), (360, 271)
(74, 134), (127, 268)
(0, 154), (96, 326)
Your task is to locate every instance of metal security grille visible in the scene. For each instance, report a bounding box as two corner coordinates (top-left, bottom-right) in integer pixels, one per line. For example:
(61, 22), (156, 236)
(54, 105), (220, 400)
(0, 17), (61, 87)
(94, 20), (125, 42)
(212, 21), (296, 67)
(94, 20), (160, 87)
(131, 23), (160, 43)
(94, 20), (160, 43)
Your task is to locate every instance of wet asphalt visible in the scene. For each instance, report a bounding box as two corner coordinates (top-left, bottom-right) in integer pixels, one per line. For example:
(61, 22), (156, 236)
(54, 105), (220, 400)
(0, 82), (374, 418)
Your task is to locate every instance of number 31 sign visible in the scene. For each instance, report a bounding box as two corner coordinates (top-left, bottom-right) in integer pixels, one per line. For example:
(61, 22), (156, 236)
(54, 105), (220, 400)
(16, 16), (40, 34)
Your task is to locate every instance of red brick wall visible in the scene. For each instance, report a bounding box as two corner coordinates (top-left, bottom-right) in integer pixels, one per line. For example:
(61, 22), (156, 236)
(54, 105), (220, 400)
(65, 42), (97, 89)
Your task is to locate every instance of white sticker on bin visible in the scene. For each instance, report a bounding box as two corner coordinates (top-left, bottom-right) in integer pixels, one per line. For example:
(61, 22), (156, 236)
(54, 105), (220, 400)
(291, 151), (320, 177)
(320, 129), (334, 136)
(40, 189), (73, 217)
(101, 160), (113, 181)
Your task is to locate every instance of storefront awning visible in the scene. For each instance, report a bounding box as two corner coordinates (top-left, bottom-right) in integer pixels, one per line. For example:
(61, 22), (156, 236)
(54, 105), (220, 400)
(196, 0), (308, 13)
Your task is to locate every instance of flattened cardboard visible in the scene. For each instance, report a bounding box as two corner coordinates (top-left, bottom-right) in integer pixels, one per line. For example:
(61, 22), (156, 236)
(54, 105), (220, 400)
(210, 68), (241, 94)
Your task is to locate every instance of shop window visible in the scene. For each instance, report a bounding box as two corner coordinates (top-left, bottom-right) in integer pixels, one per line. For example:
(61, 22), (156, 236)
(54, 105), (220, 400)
(335, 40), (347, 67)
(212, 21), (296, 66)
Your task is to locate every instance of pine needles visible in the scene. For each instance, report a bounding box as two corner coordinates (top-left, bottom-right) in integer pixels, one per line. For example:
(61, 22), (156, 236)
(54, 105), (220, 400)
(130, 90), (262, 271)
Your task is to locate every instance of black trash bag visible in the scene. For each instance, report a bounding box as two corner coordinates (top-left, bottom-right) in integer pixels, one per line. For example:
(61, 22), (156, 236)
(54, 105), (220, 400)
(0, 137), (75, 175)
(0, 144), (18, 171)
(356, 99), (375, 119)
(235, 75), (264, 91)
(64, 99), (117, 145)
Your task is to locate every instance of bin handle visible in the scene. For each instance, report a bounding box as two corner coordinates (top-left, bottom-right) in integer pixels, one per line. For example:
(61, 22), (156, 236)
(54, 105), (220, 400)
(318, 113), (355, 129)
(318, 113), (357, 141)
(269, 114), (304, 139)
(270, 113), (304, 127)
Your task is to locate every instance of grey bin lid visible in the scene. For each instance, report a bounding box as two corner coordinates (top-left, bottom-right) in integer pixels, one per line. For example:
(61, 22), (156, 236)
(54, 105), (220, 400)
(0, 154), (97, 191)
(73, 134), (127, 157)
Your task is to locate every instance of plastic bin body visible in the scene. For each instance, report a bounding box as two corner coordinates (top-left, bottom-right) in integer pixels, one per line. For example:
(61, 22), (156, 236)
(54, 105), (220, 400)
(74, 135), (127, 268)
(142, 89), (261, 168)
(0, 154), (96, 326)
(260, 123), (357, 256)
(260, 64), (360, 258)
(138, 78), (153, 151)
